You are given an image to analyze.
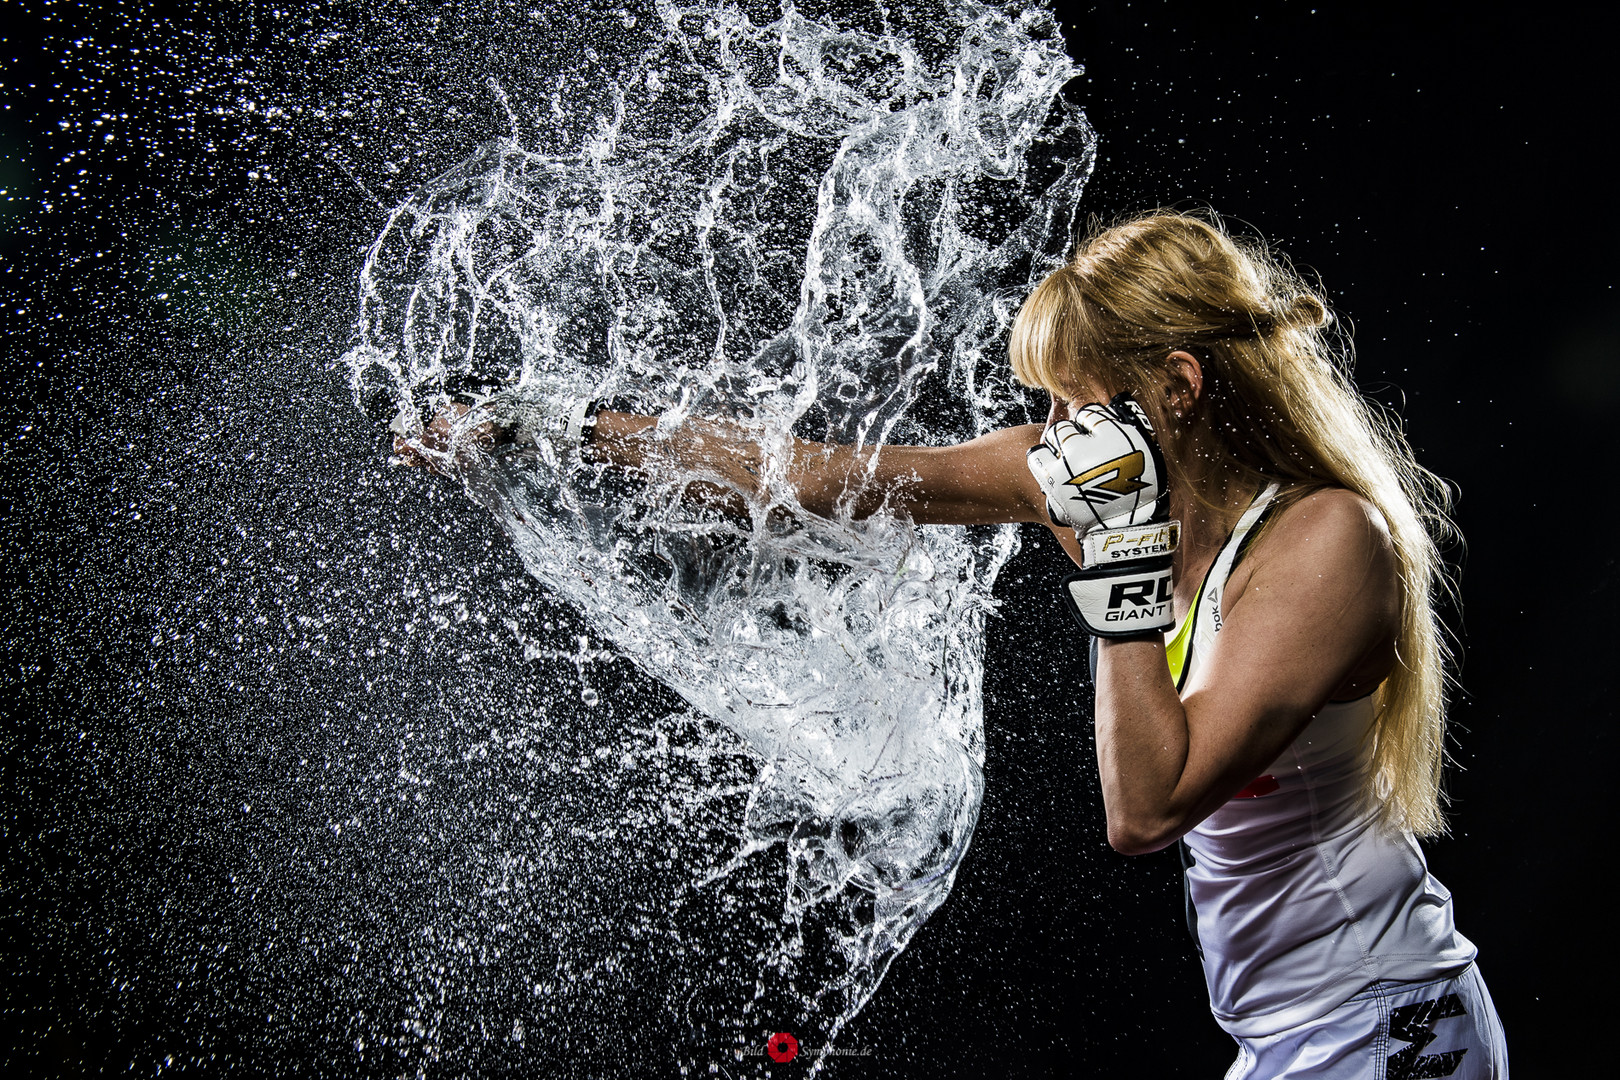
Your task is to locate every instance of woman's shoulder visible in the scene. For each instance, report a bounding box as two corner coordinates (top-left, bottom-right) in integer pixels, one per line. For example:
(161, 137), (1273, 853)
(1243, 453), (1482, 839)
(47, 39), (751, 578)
(1265, 485), (1392, 547)
(1219, 483), (1402, 705)
(1238, 484), (1398, 590)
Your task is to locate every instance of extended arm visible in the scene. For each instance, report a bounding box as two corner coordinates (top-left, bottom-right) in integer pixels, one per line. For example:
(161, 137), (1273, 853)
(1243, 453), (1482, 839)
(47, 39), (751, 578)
(396, 400), (1053, 528)
(1092, 490), (1401, 854)
(582, 410), (1054, 526)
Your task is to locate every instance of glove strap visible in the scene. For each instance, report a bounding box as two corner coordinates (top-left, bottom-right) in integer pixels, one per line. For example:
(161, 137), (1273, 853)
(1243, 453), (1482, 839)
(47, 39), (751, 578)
(566, 395), (599, 447)
(488, 390), (604, 463)
(1061, 555), (1176, 639)
(1078, 520), (1180, 567)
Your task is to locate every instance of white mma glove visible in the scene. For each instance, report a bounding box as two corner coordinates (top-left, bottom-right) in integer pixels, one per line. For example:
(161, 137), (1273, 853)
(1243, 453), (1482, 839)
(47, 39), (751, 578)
(1027, 393), (1179, 639)
(484, 383), (602, 470)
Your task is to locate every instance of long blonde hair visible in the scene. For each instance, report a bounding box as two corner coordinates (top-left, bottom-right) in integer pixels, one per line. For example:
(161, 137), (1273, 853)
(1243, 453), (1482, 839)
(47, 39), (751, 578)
(1011, 210), (1455, 837)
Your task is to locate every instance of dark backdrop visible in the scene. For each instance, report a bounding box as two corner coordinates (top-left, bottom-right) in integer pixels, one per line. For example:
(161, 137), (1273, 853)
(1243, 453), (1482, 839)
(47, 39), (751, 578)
(847, 3), (1617, 1076)
(6, 1), (1613, 1077)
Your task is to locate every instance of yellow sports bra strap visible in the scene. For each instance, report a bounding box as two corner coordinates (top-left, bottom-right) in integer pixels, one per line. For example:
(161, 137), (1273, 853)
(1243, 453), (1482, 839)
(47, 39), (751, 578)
(1164, 578), (1201, 687)
(1163, 483), (1282, 689)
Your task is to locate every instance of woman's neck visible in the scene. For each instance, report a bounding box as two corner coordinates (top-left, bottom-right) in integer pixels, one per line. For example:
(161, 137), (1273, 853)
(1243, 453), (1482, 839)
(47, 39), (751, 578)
(1167, 429), (1262, 569)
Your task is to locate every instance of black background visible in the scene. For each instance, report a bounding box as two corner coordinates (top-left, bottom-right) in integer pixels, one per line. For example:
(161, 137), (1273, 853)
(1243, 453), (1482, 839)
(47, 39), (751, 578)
(6, 1), (1615, 1076)
(844, 3), (1617, 1076)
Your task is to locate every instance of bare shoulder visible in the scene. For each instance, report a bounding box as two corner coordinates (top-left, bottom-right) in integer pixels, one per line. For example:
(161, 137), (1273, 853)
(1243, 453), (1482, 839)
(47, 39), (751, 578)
(1266, 487), (1392, 553)
(1229, 486), (1398, 613)
(1213, 485), (1401, 704)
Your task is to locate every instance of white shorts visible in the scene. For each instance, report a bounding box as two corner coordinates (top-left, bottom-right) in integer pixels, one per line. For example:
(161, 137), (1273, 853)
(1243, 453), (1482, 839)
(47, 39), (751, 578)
(1224, 963), (1508, 1080)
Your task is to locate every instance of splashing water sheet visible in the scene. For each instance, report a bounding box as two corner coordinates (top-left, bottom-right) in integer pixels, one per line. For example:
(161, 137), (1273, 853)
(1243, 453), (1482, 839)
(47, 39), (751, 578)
(13, 1), (1093, 1075)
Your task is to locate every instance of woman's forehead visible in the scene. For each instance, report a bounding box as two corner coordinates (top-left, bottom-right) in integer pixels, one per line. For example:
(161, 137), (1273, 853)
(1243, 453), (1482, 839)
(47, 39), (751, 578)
(1046, 370), (1111, 400)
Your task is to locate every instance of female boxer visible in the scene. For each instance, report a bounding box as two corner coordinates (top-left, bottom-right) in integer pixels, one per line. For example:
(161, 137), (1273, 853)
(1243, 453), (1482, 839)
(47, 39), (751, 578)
(401, 210), (1507, 1077)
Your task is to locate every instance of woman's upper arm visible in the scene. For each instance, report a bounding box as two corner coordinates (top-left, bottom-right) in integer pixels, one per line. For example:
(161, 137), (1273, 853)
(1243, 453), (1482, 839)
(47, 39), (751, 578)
(1172, 491), (1401, 821)
(793, 423), (1051, 525)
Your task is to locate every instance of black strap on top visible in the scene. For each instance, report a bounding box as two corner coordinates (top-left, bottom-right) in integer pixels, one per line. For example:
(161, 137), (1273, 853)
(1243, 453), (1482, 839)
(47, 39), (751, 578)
(1179, 839), (1202, 958)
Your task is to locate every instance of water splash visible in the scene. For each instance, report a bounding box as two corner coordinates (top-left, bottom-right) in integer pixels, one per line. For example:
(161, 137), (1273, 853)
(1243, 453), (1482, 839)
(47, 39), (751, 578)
(14, 1), (1093, 1074)
(346, 0), (1092, 1058)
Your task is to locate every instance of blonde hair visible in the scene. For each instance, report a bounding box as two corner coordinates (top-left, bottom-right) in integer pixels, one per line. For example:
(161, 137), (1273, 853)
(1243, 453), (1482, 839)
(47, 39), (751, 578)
(1011, 210), (1455, 837)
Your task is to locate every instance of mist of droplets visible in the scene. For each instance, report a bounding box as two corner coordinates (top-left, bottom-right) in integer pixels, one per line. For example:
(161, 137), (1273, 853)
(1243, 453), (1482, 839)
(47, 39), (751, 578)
(10, 2), (1091, 1075)
(345, 0), (1090, 1061)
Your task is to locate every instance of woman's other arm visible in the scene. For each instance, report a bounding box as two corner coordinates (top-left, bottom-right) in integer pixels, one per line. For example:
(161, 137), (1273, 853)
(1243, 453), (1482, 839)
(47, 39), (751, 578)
(1092, 489), (1401, 854)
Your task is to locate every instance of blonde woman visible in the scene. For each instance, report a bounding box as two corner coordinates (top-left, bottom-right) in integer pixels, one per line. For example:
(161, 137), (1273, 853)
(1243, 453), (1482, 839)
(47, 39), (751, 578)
(401, 210), (1506, 1077)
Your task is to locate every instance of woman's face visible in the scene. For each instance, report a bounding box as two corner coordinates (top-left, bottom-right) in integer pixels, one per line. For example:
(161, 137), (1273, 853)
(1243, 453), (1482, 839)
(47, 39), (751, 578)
(1044, 373), (1114, 429)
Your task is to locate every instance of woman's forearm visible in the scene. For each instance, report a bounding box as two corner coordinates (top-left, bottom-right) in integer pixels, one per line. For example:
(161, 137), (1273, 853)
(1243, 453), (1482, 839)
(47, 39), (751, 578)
(1093, 638), (1197, 854)
(586, 409), (876, 517)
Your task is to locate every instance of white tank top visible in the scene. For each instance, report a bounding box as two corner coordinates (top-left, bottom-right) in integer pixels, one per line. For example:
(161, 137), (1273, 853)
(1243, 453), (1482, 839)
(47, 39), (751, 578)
(1173, 485), (1477, 1038)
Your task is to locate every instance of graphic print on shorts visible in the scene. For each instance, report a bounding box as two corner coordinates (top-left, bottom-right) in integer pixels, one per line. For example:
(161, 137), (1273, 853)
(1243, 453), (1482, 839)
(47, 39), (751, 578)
(1388, 993), (1466, 1079)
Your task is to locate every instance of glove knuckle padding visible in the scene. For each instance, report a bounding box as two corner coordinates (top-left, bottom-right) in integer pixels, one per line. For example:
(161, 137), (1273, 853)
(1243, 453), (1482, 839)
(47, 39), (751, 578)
(1025, 393), (1178, 638)
(1027, 400), (1166, 532)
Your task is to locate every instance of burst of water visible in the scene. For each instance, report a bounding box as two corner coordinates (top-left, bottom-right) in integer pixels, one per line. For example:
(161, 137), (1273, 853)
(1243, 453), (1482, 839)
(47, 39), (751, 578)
(345, 0), (1092, 1060)
(17, 1), (1093, 1075)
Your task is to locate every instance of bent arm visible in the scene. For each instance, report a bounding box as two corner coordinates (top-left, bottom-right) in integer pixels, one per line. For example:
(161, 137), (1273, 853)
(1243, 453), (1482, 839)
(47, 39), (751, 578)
(1093, 491), (1401, 854)
(589, 410), (1052, 526)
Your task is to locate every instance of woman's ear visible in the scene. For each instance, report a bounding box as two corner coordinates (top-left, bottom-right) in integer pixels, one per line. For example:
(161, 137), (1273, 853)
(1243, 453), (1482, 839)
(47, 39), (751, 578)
(1164, 350), (1204, 419)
